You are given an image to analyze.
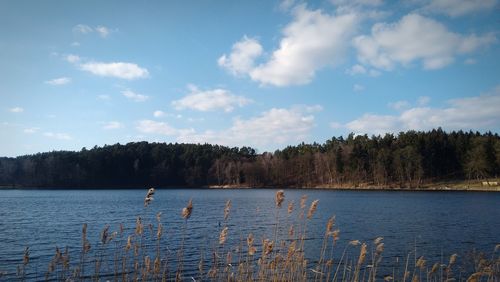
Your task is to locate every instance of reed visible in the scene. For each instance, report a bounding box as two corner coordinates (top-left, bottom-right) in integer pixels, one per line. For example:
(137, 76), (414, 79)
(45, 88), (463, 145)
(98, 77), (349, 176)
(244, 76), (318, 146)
(12, 188), (500, 282)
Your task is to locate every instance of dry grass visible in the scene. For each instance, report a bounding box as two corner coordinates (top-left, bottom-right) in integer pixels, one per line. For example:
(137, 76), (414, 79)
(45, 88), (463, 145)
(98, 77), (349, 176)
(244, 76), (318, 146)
(12, 189), (500, 282)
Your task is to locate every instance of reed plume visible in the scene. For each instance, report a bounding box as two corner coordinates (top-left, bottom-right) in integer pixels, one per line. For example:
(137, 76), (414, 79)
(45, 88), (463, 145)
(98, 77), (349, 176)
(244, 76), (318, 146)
(307, 200), (319, 219)
(300, 195), (307, 210)
(181, 199), (193, 219)
(144, 187), (155, 207)
(326, 216), (335, 236)
(219, 227), (228, 245)
(275, 190), (285, 208)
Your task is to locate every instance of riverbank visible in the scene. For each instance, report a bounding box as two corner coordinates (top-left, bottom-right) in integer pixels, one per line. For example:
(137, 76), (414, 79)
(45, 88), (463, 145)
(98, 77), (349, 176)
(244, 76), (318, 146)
(208, 178), (500, 191)
(1, 178), (499, 191)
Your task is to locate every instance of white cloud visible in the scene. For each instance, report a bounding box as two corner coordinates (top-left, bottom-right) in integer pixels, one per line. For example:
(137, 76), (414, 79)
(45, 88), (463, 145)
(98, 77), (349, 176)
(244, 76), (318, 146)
(177, 107), (318, 148)
(421, 0), (497, 17)
(71, 42), (80, 47)
(122, 90), (149, 102)
(102, 121), (124, 130)
(43, 132), (72, 140)
(220, 5), (358, 86)
(172, 86), (251, 112)
(9, 107), (24, 113)
(95, 26), (111, 38)
(80, 61), (149, 80)
(64, 54), (80, 63)
(354, 14), (496, 71)
(251, 6), (358, 86)
(45, 77), (71, 85)
(353, 84), (365, 92)
(153, 110), (166, 118)
(136, 120), (182, 136)
(73, 24), (92, 34)
(388, 100), (410, 110)
(344, 86), (500, 134)
(218, 36), (263, 76)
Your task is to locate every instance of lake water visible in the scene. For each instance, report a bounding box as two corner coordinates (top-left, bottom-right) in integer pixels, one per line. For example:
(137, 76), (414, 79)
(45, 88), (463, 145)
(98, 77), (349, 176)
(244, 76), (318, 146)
(0, 189), (499, 281)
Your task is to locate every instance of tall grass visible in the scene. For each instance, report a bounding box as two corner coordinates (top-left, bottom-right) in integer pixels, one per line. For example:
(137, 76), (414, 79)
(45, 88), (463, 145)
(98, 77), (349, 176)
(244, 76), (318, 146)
(13, 188), (500, 282)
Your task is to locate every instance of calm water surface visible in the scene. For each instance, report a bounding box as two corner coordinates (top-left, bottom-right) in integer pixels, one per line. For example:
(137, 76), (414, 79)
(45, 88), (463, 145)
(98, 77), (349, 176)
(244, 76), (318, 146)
(0, 189), (499, 280)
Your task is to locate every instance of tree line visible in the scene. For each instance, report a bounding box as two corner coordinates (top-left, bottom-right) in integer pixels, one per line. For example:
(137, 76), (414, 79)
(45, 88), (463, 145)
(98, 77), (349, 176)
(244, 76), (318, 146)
(0, 128), (499, 188)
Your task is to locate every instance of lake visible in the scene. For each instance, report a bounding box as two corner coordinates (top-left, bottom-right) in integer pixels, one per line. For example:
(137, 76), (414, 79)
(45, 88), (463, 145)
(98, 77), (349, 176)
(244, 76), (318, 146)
(0, 189), (499, 281)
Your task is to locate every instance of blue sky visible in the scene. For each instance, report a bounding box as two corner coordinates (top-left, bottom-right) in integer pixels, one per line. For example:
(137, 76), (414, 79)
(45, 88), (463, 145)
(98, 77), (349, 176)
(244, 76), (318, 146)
(1, 0), (499, 157)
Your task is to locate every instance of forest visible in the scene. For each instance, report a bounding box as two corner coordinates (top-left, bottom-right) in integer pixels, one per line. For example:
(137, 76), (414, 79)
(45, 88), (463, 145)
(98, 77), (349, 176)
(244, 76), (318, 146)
(0, 128), (499, 188)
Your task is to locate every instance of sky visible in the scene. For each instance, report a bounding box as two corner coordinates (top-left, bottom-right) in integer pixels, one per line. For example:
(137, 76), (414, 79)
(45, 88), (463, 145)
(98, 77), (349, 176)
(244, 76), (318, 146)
(1, 0), (499, 157)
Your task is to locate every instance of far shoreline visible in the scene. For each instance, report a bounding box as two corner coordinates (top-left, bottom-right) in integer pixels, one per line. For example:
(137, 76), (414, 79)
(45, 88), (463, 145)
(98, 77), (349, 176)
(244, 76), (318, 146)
(1, 179), (499, 192)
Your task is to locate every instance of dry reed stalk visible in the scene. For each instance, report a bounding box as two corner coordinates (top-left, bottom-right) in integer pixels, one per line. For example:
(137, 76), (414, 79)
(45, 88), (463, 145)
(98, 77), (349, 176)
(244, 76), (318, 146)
(288, 201), (294, 214)
(135, 217), (143, 236)
(316, 216), (336, 282)
(353, 243), (367, 282)
(224, 199), (231, 221)
(100, 225), (109, 245)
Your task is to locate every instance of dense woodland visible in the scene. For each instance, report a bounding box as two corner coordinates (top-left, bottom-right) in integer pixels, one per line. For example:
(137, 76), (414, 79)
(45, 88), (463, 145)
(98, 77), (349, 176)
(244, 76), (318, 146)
(0, 129), (499, 188)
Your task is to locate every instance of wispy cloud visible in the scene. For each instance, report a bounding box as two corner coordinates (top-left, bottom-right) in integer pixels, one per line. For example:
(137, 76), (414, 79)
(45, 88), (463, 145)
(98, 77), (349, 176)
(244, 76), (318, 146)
(420, 0), (498, 17)
(172, 85), (251, 112)
(45, 77), (71, 85)
(9, 107), (24, 113)
(97, 94), (111, 100)
(122, 89), (149, 102)
(23, 127), (39, 134)
(64, 54), (80, 63)
(417, 96), (431, 106)
(136, 120), (183, 136)
(177, 106), (319, 149)
(43, 132), (72, 140)
(72, 24), (115, 37)
(73, 24), (93, 34)
(80, 61), (149, 80)
(346, 64), (381, 77)
(342, 86), (500, 135)
(153, 110), (166, 118)
(388, 100), (410, 110)
(353, 84), (365, 92)
(95, 26), (111, 38)
(102, 121), (124, 130)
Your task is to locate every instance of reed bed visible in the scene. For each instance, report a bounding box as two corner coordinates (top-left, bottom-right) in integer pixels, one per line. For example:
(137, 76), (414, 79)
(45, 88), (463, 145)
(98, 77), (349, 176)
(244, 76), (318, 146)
(9, 188), (500, 282)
